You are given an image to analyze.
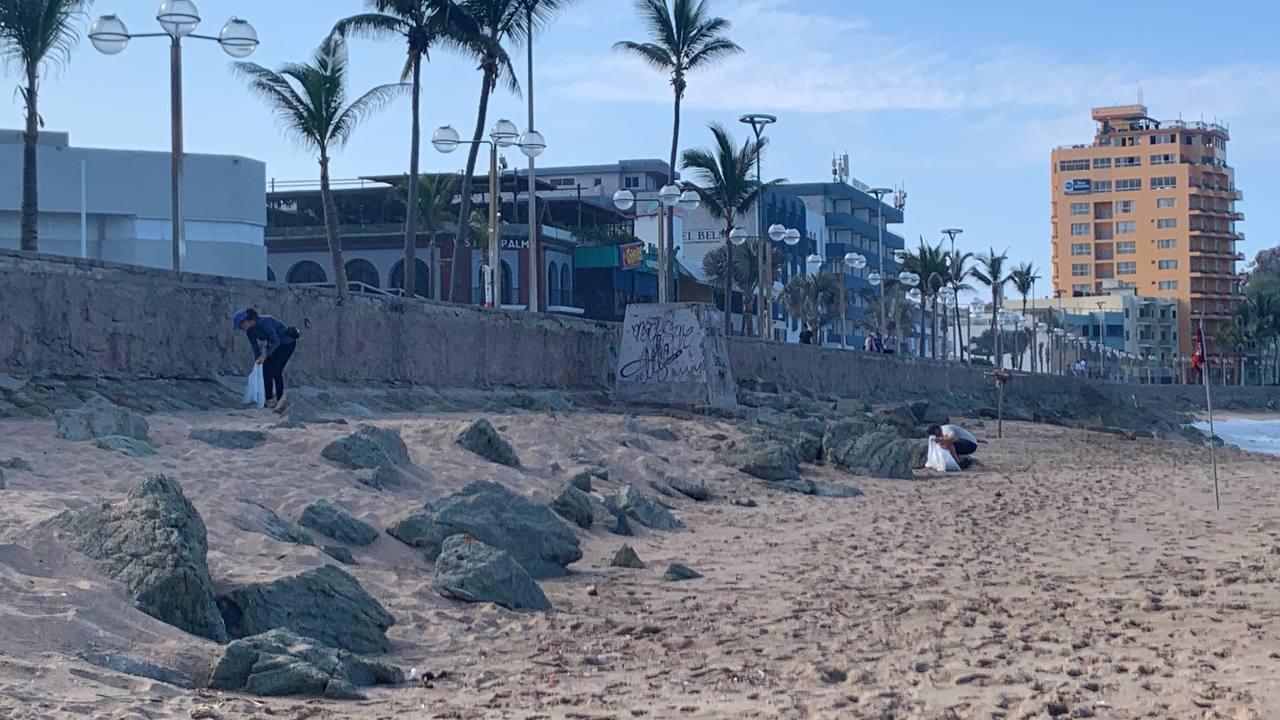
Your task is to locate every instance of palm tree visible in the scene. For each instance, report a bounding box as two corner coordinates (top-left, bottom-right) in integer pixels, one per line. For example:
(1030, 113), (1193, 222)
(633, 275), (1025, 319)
(332, 0), (479, 300)
(945, 249), (974, 361)
(704, 241), (783, 336)
(615, 0), (742, 297)
(680, 122), (780, 335)
(0, 0), (89, 252)
(971, 249), (1012, 368)
(901, 240), (949, 358)
(235, 36), (407, 301)
(393, 173), (458, 297)
(856, 283), (913, 346)
(1008, 262), (1040, 371)
(782, 272), (841, 342)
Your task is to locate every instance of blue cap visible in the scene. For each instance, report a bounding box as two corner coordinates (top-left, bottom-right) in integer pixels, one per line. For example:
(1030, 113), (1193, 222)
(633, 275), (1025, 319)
(232, 310), (249, 330)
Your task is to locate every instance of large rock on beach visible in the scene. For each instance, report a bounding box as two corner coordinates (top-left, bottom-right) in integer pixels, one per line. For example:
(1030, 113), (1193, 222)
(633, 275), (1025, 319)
(455, 419), (521, 467)
(321, 425), (409, 471)
(433, 534), (551, 611)
(550, 482), (595, 529)
(722, 440), (800, 482)
(94, 435), (155, 457)
(208, 629), (403, 700)
(190, 429), (267, 450)
(216, 565), (395, 655)
(232, 498), (315, 546)
(47, 475), (226, 642)
(824, 422), (917, 479)
(298, 500), (379, 546)
(54, 396), (149, 442)
(387, 481), (581, 579)
(606, 485), (683, 531)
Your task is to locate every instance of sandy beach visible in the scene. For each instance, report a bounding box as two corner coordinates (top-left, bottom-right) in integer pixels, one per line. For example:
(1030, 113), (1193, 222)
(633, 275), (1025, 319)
(1, 405), (1279, 719)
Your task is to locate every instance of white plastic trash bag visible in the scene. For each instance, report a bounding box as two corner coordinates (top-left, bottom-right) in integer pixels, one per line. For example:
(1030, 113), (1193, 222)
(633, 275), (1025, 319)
(925, 437), (961, 472)
(243, 364), (266, 408)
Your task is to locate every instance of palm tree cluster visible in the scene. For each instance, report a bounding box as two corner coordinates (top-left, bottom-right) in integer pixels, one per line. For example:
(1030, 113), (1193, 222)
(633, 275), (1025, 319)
(1214, 263), (1280, 385)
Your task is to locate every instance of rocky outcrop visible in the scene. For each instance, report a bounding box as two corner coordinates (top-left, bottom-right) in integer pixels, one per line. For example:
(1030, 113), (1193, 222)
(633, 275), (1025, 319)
(766, 478), (864, 498)
(387, 481), (581, 579)
(433, 535), (551, 611)
(664, 563), (702, 582)
(720, 440), (800, 482)
(93, 435), (155, 457)
(668, 477), (712, 502)
(47, 475), (226, 641)
(550, 482), (595, 529)
(232, 498), (315, 546)
(189, 429), (267, 450)
(606, 485), (683, 531)
(455, 419), (521, 467)
(321, 425), (410, 473)
(823, 420), (917, 480)
(217, 565), (395, 655)
(208, 629), (403, 699)
(611, 545), (645, 569)
(54, 396), (149, 443)
(298, 500), (379, 546)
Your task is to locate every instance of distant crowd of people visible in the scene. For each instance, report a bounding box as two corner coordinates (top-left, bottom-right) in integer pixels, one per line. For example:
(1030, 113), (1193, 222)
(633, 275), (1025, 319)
(795, 324), (898, 354)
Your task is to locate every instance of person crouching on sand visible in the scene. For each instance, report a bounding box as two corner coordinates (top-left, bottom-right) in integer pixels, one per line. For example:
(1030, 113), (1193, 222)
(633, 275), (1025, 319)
(929, 424), (975, 470)
(234, 308), (299, 412)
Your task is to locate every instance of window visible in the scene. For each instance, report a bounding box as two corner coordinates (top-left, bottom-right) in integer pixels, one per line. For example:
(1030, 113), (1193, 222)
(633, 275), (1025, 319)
(1117, 241), (1136, 254)
(1157, 238), (1178, 249)
(624, 176), (640, 189)
(1092, 157), (1112, 169)
(1185, 134), (1196, 145)
(1157, 197), (1176, 208)
(1071, 243), (1091, 256)
(1151, 176), (1177, 190)
(1158, 280), (1179, 290)
(1070, 202), (1090, 216)
(1071, 223), (1091, 236)
(1115, 156), (1141, 167)
(1116, 200), (1134, 214)
(1058, 159), (1090, 172)
(1158, 260), (1178, 270)
(1093, 180), (1112, 193)
(1156, 218), (1177, 229)
(1150, 153), (1177, 165)
(1072, 263), (1091, 277)
(1117, 136), (1140, 147)
(549, 178), (576, 188)
(1116, 221), (1136, 234)
(1094, 205), (1113, 220)
(1116, 178), (1142, 192)
(1150, 132), (1177, 145)
(1072, 283), (1094, 295)
(1117, 262), (1137, 275)
(593, 177), (603, 187)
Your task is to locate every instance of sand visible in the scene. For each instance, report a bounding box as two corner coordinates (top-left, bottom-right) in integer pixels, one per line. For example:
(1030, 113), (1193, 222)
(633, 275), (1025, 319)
(1, 405), (1279, 719)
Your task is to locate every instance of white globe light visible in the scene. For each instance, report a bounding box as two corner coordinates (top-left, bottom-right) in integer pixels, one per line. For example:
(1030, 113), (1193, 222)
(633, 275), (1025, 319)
(517, 129), (546, 158)
(89, 14), (130, 55)
(218, 17), (257, 58)
(938, 287), (956, 304)
(907, 288), (923, 304)
(768, 223), (786, 242)
(893, 249), (909, 264)
(490, 118), (519, 147)
(969, 299), (985, 312)
(845, 253), (867, 270)
(157, 0), (201, 37)
(678, 189), (700, 211)
(658, 184), (681, 207)
(783, 228), (801, 246)
(1036, 321), (1048, 332)
(805, 254), (824, 275)
(772, 280), (784, 294)
(1053, 328), (1065, 336)
(612, 189), (636, 211)
(431, 125), (461, 153)
(898, 271), (918, 287)
(867, 271), (882, 286)
(730, 227), (749, 246)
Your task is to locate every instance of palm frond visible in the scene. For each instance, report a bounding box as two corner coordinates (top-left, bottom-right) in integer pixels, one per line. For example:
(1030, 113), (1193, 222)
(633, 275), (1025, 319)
(612, 40), (674, 71)
(0, 0), (88, 79)
(331, 82), (411, 146)
(331, 12), (408, 42)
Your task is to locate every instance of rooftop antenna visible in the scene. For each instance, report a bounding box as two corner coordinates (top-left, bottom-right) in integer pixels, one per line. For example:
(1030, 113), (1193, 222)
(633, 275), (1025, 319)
(1137, 82), (1143, 106)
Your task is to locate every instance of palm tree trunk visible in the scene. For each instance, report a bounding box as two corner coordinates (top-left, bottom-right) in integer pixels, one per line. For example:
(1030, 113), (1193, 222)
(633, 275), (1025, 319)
(667, 87), (682, 303)
(1021, 296), (1029, 371)
(723, 232), (733, 336)
(403, 54), (422, 298)
(990, 291), (999, 367)
(20, 65), (39, 252)
(451, 67), (494, 303)
(919, 299), (926, 359)
(953, 286), (964, 362)
(319, 152), (349, 302)
(428, 230), (438, 299)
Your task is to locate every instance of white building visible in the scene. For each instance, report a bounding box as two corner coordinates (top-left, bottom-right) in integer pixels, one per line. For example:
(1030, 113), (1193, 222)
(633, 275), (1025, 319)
(0, 130), (266, 279)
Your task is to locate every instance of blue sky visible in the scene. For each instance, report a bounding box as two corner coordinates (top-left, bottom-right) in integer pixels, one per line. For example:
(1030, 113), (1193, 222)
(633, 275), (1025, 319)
(8, 0), (1279, 279)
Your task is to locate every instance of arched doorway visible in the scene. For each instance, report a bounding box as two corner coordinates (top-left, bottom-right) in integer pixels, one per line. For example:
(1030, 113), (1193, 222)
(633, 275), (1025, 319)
(345, 258), (380, 290)
(547, 261), (559, 308)
(390, 258), (432, 298)
(286, 260), (327, 284)
(560, 264), (571, 306)
(500, 260), (514, 306)
(266, 267), (277, 282)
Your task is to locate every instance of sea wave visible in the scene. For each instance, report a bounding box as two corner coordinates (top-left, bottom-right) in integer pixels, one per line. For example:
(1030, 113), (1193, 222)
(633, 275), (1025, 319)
(1192, 418), (1280, 457)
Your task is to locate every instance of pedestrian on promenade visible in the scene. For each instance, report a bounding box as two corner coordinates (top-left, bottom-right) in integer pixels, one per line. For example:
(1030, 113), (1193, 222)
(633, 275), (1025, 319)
(234, 308), (299, 412)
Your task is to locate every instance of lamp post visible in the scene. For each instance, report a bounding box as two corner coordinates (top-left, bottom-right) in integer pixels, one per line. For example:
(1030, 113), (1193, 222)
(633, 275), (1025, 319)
(730, 223), (797, 339)
(899, 270), (921, 357)
(941, 227), (964, 360)
(1035, 321), (1048, 374)
(90, 2), (258, 273)
(805, 252), (865, 349)
(868, 188), (893, 336)
(938, 286), (957, 361)
(617, 187), (698, 305)
(1095, 300), (1106, 380)
(967, 298), (984, 365)
(740, 114), (778, 332)
(1053, 327), (1065, 375)
(433, 120), (544, 308)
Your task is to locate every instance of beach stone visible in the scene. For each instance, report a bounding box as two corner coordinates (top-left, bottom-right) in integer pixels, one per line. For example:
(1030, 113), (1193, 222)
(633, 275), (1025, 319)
(79, 650), (194, 689)
(48, 475), (226, 642)
(232, 498), (314, 546)
(216, 565), (395, 655)
(336, 402), (376, 419)
(647, 478), (679, 498)
(664, 563), (702, 582)
(591, 497), (631, 536)
(732, 497), (758, 508)
(567, 470), (594, 492)
(433, 534), (551, 611)
(93, 435), (156, 457)
(607, 485), (683, 531)
(551, 482), (595, 530)
(611, 545), (645, 569)
(352, 465), (404, 490)
(0, 457), (30, 470)
(0, 467), (5, 489)
(55, 396), (150, 442)
(386, 481), (581, 579)
(321, 425), (409, 471)
(298, 500), (379, 546)
(455, 419), (520, 467)
(722, 440), (800, 482)
(824, 421), (916, 480)
(189, 429), (267, 450)
(668, 477), (712, 502)
(321, 546), (356, 565)
(625, 416), (680, 442)
(208, 629), (402, 699)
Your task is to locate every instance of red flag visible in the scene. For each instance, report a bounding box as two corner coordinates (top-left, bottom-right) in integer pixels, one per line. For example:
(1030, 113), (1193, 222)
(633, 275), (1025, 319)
(1191, 327), (1205, 373)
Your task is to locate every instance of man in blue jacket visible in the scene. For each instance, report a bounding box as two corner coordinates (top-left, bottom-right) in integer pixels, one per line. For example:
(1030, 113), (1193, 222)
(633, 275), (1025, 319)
(234, 308), (298, 411)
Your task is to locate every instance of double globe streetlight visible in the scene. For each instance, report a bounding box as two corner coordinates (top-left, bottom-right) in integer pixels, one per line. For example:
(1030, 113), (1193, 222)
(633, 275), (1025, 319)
(432, 120), (544, 309)
(732, 223), (801, 339)
(89, 1), (259, 273)
(613, 184), (699, 304)
(805, 250), (866, 350)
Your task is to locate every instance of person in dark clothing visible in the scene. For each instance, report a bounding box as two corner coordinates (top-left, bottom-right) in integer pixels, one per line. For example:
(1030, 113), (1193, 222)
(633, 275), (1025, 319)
(799, 323), (814, 345)
(929, 423), (976, 469)
(234, 308), (298, 411)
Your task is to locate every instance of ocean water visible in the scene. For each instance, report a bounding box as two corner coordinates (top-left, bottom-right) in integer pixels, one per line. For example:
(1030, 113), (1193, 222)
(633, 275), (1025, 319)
(1192, 418), (1280, 457)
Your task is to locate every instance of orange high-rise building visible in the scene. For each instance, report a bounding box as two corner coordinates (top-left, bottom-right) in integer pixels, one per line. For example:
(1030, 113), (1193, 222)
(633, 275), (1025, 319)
(1050, 105), (1243, 354)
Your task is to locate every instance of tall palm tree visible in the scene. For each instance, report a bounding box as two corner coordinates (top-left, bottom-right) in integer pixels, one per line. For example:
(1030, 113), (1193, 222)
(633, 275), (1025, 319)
(393, 173), (458, 297)
(902, 240), (949, 358)
(0, 0), (90, 252)
(615, 0), (742, 298)
(704, 241), (783, 336)
(1008, 262), (1040, 371)
(946, 249), (974, 361)
(332, 0), (479, 299)
(680, 122), (780, 335)
(782, 272), (841, 343)
(235, 36), (407, 301)
(971, 248), (1012, 368)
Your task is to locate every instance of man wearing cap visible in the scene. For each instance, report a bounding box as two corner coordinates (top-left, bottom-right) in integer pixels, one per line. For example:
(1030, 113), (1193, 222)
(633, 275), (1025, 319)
(234, 308), (299, 411)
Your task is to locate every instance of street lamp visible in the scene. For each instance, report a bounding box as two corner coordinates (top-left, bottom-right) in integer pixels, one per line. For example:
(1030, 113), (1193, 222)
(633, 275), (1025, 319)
(938, 286), (957, 361)
(614, 185), (698, 305)
(1035, 321), (1048, 374)
(730, 222), (797, 340)
(869, 187), (893, 336)
(90, 3), (258, 272)
(434, 120), (544, 308)
(967, 298), (984, 365)
(1053, 327), (1066, 375)
(740, 113), (778, 333)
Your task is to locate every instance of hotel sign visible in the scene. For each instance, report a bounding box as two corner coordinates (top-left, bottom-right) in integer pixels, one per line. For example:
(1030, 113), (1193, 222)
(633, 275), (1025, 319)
(619, 242), (645, 270)
(1064, 179), (1092, 195)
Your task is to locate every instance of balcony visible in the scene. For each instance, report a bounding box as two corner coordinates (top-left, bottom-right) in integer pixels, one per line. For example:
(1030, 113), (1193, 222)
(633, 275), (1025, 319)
(1229, 211), (1245, 221)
